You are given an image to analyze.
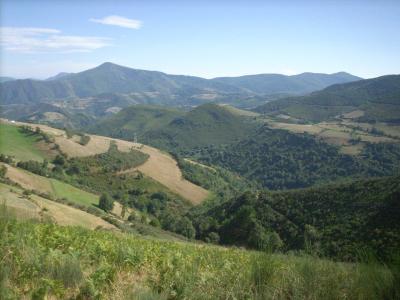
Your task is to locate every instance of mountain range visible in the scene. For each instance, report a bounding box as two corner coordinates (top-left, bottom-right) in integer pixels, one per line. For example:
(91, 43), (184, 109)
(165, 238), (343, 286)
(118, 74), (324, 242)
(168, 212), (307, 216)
(0, 63), (361, 127)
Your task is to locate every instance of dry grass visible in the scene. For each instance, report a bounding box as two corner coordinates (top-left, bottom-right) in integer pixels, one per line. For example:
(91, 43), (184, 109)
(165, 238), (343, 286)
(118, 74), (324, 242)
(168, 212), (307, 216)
(266, 119), (400, 155)
(3, 120), (209, 204)
(0, 182), (40, 220)
(32, 195), (115, 229)
(3, 163), (53, 193)
(0, 182), (115, 229)
(342, 110), (365, 119)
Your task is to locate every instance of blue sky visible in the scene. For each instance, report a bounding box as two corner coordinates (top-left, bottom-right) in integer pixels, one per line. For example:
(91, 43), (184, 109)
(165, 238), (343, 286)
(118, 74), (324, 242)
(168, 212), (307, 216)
(1, 0), (399, 79)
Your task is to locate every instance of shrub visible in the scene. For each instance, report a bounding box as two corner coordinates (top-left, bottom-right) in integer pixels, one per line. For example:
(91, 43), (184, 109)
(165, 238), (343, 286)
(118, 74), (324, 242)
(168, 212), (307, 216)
(99, 193), (114, 212)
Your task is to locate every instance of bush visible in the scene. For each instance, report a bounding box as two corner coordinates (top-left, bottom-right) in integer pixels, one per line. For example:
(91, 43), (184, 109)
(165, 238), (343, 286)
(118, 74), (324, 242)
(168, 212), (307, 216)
(99, 193), (114, 212)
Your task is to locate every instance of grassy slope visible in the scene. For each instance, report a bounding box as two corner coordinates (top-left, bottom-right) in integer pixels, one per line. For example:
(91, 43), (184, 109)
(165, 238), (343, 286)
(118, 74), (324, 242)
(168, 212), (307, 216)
(0, 182), (114, 229)
(3, 163), (99, 207)
(49, 179), (99, 206)
(1, 213), (398, 299)
(0, 123), (48, 161)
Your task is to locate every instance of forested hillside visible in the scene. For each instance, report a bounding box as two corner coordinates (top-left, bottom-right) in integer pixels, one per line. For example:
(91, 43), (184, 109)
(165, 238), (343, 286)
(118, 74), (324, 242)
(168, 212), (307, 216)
(191, 175), (400, 261)
(88, 105), (184, 139)
(195, 125), (400, 190)
(144, 103), (258, 152)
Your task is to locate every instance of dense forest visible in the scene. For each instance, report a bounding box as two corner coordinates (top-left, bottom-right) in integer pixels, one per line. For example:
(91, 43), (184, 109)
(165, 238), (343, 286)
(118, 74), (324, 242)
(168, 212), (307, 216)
(195, 125), (400, 190)
(191, 175), (400, 261)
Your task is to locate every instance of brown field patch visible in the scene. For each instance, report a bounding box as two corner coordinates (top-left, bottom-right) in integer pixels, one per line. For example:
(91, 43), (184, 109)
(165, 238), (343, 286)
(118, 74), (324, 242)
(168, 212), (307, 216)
(3, 120), (209, 204)
(33, 195), (116, 229)
(3, 163), (53, 193)
(0, 182), (115, 229)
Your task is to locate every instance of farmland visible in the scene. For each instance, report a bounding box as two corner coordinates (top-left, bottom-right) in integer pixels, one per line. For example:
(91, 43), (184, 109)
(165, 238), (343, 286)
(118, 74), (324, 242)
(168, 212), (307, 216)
(0, 123), (52, 161)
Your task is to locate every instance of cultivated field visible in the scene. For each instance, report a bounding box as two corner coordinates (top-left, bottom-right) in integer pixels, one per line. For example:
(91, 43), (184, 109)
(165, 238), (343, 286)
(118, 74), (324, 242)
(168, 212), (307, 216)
(0, 123), (52, 161)
(264, 117), (400, 154)
(1, 120), (209, 204)
(0, 182), (115, 229)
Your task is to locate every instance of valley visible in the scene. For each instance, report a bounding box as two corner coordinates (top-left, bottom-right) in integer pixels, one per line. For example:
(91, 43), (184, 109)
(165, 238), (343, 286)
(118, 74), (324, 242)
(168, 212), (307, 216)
(1, 59), (399, 300)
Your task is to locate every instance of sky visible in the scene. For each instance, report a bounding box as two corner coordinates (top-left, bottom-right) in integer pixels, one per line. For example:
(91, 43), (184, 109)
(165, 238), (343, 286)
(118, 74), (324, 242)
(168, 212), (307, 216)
(1, 0), (399, 79)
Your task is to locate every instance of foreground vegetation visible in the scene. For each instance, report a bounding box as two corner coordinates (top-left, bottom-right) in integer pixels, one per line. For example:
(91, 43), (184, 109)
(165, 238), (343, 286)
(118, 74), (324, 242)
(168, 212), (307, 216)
(1, 207), (399, 300)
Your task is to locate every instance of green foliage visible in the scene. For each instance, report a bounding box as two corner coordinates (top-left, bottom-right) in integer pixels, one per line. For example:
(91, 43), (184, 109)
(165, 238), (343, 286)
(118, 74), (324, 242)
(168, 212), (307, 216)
(175, 155), (258, 199)
(17, 160), (49, 176)
(1, 208), (399, 299)
(193, 176), (400, 261)
(0, 165), (6, 178)
(68, 142), (149, 174)
(88, 104), (184, 139)
(197, 125), (400, 190)
(99, 193), (114, 212)
(144, 103), (259, 153)
(79, 134), (91, 145)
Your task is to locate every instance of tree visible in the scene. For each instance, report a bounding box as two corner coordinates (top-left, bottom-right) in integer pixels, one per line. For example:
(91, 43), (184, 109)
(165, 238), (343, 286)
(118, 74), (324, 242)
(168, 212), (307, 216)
(176, 217), (196, 239)
(0, 165), (7, 178)
(53, 155), (65, 166)
(99, 193), (114, 212)
(207, 232), (220, 244)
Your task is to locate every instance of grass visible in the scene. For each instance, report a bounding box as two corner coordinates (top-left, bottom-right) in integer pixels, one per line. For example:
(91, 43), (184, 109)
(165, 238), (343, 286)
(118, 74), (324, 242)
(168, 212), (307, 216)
(0, 123), (48, 162)
(1, 208), (399, 299)
(0, 182), (114, 229)
(4, 164), (100, 208)
(50, 178), (99, 207)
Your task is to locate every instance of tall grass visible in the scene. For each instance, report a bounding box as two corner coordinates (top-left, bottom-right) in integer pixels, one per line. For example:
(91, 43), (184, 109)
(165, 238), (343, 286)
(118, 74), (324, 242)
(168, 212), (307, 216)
(1, 204), (399, 299)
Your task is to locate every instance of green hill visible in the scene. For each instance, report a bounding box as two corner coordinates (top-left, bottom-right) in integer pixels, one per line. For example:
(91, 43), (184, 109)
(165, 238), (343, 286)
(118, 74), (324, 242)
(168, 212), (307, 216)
(88, 105), (184, 139)
(192, 175), (400, 261)
(255, 74), (400, 122)
(143, 103), (259, 152)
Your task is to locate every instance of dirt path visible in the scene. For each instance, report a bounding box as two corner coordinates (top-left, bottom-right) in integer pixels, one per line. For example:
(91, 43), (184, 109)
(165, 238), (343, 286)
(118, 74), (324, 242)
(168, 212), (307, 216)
(2, 120), (209, 204)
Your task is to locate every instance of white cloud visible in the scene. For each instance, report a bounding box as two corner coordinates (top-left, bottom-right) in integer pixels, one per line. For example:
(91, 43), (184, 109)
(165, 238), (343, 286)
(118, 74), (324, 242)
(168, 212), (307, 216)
(0, 27), (111, 53)
(89, 15), (142, 29)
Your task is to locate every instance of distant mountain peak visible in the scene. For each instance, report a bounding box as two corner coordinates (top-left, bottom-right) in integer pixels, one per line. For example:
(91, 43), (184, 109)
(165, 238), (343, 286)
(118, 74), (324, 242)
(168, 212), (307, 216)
(46, 72), (72, 81)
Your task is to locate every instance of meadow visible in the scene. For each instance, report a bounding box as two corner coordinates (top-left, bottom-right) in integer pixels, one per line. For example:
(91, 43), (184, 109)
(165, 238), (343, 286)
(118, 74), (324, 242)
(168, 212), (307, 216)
(1, 205), (399, 300)
(0, 123), (50, 162)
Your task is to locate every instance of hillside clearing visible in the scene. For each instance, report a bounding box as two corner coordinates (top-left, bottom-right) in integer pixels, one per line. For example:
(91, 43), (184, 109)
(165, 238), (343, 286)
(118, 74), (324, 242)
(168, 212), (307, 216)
(0, 123), (51, 161)
(1, 119), (209, 204)
(2, 163), (100, 207)
(0, 182), (115, 229)
(264, 118), (400, 154)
